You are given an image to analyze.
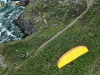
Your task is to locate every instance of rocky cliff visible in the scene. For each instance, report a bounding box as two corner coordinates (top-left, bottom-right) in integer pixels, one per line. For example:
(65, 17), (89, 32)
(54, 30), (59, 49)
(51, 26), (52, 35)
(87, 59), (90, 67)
(13, 0), (87, 38)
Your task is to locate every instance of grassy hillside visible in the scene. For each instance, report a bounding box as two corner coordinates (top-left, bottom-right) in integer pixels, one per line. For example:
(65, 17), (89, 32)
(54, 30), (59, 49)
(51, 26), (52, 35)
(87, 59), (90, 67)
(0, 0), (100, 75)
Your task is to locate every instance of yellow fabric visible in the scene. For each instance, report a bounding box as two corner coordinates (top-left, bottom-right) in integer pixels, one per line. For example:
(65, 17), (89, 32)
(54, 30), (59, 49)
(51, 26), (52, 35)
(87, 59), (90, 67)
(57, 46), (88, 68)
(0, 3), (2, 8)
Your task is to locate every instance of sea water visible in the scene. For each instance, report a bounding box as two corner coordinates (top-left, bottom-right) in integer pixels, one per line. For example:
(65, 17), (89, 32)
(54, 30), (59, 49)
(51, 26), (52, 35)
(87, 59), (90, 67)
(0, 1), (24, 43)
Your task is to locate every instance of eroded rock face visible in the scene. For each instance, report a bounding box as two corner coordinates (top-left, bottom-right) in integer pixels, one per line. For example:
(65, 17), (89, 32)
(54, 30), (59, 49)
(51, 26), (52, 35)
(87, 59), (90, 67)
(13, 0), (39, 38)
(16, 0), (30, 6)
(13, 16), (37, 38)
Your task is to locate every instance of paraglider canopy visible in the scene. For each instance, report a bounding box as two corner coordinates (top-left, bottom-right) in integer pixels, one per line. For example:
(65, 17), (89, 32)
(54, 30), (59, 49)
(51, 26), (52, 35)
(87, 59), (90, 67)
(0, 3), (2, 8)
(57, 46), (88, 68)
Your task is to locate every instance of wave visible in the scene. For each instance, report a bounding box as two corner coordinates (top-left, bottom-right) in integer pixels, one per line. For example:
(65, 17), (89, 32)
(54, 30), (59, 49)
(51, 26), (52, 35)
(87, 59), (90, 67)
(0, 2), (24, 43)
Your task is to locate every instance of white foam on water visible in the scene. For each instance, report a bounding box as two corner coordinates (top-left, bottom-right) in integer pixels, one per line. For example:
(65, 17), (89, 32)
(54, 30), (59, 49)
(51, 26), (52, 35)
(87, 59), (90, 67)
(0, 0), (7, 3)
(0, 27), (17, 43)
(0, 23), (2, 27)
(0, 2), (24, 43)
(7, 31), (16, 38)
(0, 13), (4, 17)
(2, 27), (6, 30)
(1, 27), (18, 37)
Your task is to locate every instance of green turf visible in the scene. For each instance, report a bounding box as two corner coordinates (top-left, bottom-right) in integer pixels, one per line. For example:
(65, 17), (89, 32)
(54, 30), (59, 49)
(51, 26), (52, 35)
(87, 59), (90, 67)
(10, 1), (100, 75)
(0, 0), (100, 75)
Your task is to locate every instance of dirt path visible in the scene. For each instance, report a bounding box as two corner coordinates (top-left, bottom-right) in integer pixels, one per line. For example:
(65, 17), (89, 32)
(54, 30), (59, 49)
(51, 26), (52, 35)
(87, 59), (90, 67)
(87, 55), (100, 75)
(3, 0), (93, 75)
(35, 0), (93, 51)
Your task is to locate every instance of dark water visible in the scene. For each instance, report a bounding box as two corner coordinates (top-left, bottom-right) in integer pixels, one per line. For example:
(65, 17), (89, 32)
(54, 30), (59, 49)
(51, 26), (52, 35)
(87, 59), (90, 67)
(0, 1), (24, 43)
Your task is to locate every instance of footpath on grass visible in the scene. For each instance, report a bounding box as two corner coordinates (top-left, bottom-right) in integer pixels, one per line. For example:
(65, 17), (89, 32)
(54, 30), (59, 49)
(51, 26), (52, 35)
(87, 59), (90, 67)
(2, 0), (93, 75)
(87, 55), (100, 75)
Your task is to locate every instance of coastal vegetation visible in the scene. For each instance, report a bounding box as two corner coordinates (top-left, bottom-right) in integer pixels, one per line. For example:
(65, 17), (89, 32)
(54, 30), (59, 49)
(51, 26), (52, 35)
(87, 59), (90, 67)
(0, 0), (100, 75)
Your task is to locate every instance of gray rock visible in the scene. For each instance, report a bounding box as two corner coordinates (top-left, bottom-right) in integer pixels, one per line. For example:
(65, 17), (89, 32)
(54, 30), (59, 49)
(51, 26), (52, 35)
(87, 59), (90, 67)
(13, 16), (37, 38)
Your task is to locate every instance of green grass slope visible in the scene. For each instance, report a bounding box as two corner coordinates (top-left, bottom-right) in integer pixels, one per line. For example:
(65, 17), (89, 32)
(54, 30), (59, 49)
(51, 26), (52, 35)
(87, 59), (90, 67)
(0, 0), (87, 74)
(0, 0), (100, 75)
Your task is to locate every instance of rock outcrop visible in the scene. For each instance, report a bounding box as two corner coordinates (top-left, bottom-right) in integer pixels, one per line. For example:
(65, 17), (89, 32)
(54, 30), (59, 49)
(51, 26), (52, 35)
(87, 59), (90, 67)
(16, 0), (30, 6)
(13, 0), (87, 38)
(12, 0), (40, 38)
(13, 16), (37, 38)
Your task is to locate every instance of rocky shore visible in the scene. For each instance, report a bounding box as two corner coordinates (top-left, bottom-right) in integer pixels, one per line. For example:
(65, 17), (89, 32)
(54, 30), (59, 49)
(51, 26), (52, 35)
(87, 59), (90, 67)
(13, 0), (87, 38)
(13, 15), (37, 38)
(13, 0), (38, 38)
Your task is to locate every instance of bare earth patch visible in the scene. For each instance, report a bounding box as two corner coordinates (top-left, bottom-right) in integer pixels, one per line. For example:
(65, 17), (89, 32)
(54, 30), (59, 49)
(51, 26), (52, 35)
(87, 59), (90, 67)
(88, 56), (100, 75)
(0, 55), (4, 66)
(91, 60), (100, 75)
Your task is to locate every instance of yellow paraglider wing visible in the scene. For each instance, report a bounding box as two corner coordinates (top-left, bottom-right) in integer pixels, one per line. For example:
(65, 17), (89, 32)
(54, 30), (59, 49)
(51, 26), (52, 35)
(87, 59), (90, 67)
(0, 3), (2, 8)
(57, 46), (88, 68)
